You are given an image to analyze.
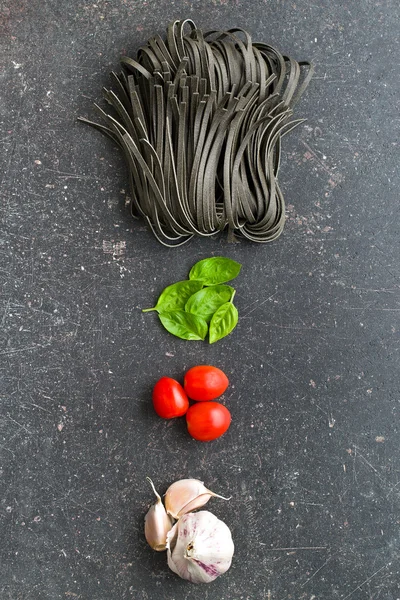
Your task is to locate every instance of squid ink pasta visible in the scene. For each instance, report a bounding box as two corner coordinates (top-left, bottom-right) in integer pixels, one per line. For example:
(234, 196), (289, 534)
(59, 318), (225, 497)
(79, 20), (314, 246)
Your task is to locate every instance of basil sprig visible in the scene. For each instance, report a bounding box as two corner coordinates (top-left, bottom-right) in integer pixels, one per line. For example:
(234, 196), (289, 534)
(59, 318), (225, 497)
(143, 257), (241, 343)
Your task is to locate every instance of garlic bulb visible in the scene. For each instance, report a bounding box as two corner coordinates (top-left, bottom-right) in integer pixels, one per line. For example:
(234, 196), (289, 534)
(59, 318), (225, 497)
(166, 510), (234, 583)
(164, 478), (230, 519)
(144, 478), (173, 551)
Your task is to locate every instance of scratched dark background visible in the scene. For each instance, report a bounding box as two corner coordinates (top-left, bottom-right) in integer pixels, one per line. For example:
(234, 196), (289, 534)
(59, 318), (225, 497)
(1, 0), (400, 598)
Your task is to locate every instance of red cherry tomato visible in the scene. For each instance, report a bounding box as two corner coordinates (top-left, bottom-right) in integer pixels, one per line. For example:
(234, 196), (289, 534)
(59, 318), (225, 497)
(186, 402), (231, 441)
(152, 377), (189, 419)
(183, 365), (229, 401)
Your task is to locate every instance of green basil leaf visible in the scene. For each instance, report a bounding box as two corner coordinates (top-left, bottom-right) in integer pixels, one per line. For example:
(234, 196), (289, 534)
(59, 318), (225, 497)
(158, 311), (208, 341)
(142, 280), (203, 313)
(209, 302), (238, 344)
(185, 285), (235, 322)
(189, 257), (242, 285)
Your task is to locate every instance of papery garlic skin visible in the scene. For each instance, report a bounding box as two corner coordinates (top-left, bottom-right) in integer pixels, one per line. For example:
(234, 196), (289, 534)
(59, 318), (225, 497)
(166, 510), (234, 583)
(165, 478), (230, 519)
(144, 478), (173, 551)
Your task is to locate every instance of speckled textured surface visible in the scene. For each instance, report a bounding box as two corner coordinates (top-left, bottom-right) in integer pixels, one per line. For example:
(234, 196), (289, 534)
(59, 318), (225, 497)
(1, 1), (400, 598)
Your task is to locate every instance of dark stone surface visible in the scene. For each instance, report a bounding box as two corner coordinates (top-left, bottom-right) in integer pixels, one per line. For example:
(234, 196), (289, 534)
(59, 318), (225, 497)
(1, 0), (400, 598)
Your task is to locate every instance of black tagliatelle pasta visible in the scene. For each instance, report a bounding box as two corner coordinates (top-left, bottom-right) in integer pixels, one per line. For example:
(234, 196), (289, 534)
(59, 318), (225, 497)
(79, 20), (314, 246)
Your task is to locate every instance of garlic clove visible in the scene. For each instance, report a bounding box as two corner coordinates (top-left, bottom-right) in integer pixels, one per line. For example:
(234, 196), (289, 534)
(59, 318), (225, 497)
(164, 478), (230, 519)
(166, 510), (234, 583)
(144, 478), (173, 551)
